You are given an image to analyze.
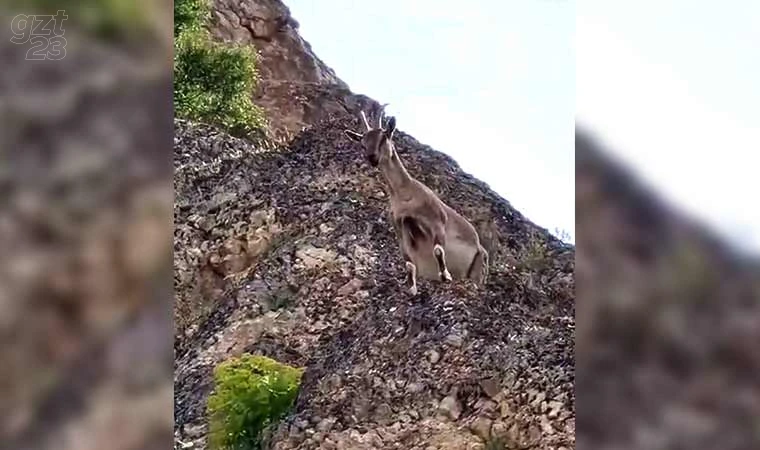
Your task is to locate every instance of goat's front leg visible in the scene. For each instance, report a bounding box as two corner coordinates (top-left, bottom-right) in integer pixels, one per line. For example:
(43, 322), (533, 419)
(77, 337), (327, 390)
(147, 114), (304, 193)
(433, 243), (452, 282)
(395, 219), (419, 295)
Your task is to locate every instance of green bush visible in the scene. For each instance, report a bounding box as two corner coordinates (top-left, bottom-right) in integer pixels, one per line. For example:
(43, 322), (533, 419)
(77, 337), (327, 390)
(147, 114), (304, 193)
(174, 0), (209, 36)
(207, 354), (303, 450)
(173, 0), (265, 137)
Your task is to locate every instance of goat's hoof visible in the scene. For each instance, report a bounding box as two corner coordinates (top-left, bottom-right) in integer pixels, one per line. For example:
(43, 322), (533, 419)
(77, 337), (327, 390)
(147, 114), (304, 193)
(409, 285), (418, 295)
(440, 270), (452, 282)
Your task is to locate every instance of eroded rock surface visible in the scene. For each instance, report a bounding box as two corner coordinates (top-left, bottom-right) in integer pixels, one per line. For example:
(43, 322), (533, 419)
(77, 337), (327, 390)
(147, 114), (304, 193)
(208, 0), (375, 142)
(174, 118), (575, 449)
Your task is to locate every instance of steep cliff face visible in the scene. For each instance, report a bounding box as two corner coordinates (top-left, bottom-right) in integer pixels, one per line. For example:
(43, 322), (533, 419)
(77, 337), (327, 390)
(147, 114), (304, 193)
(174, 1), (575, 449)
(208, 0), (379, 142)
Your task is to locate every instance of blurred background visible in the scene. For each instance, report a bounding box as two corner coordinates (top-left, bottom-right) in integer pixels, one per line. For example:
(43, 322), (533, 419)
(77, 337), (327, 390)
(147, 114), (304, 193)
(576, 1), (760, 449)
(0, 1), (174, 449)
(577, 1), (760, 254)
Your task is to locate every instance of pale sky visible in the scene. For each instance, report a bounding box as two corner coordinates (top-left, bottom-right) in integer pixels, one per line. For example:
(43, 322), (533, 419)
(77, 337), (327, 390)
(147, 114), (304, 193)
(577, 1), (760, 254)
(287, 0), (576, 244)
(287, 1), (759, 253)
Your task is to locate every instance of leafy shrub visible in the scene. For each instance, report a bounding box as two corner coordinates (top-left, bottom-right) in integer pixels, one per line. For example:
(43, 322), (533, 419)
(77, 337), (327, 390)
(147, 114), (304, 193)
(520, 233), (550, 273)
(484, 436), (508, 450)
(173, 0), (265, 136)
(174, 0), (209, 36)
(207, 354), (303, 450)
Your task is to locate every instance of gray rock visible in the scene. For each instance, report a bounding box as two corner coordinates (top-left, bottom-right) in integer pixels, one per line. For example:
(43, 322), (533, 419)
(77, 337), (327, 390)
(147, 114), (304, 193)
(406, 382), (425, 394)
(469, 417), (493, 440)
(479, 377), (500, 399)
(316, 417), (337, 433)
(426, 349), (441, 364)
(337, 278), (363, 296)
(438, 395), (462, 421)
(445, 332), (465, 347)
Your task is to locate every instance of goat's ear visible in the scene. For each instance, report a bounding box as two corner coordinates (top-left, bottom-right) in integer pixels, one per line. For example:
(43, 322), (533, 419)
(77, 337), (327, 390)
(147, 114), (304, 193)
(385, 116), (396, 138)
(344, 130), (363, 142)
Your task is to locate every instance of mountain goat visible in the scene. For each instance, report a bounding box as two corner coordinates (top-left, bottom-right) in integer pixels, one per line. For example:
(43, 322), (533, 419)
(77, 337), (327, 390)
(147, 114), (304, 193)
(344, 107), (489, 294)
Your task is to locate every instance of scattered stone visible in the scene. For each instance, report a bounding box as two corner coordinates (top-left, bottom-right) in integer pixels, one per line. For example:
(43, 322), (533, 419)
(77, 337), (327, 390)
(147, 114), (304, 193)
(529, 390), (546, 408)
(426, 349), (441, 364)
(337, 278), (363, 296)
(295, 245), (336, 269)
(406, 382), (425, 394)
(438, 395), (462, 421)
(316, 417), (337, 433)
(249, 208), (273, 228)
(375, 403), (393, 423)
(528, 424), (541, 442)
(508, 423), (522, 443)
(547, 400), (564, 419)
(469, 417), (493, 441)
(474, 398), (497, 416)
(479, 377), (500, 399)
(364, 430), (383, 446)
(540, 415), (554, 435)
(444, 332), (465, 348)
(500, 401), (513, 418)
(490, 420), (506, 439)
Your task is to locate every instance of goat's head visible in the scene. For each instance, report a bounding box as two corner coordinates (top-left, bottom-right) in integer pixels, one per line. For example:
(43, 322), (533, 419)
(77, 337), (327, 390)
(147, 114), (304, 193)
(344, 105), (396, 167)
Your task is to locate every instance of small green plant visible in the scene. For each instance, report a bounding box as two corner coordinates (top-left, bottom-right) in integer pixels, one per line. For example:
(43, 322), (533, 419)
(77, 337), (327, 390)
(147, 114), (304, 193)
(484, 435), (509, 450)
(521, 234), (550, 272)
(174, 0), (208, 36)
(553, 227), (573, 244)
(207, 354), (303, 450)
(173, 0), (265, 137)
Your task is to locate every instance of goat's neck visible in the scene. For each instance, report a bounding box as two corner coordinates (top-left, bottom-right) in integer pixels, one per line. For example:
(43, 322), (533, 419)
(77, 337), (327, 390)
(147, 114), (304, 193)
(379, 147), (412, 197)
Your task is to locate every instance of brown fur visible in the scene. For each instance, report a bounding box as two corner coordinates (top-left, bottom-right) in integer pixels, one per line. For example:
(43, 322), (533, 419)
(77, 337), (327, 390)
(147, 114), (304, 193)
(344, 108), (489, 294)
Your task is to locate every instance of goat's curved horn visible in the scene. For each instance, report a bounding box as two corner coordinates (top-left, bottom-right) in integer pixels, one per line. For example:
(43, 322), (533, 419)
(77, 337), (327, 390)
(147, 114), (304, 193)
(360, 111), (371, 130)
(377, 103), (389, 128)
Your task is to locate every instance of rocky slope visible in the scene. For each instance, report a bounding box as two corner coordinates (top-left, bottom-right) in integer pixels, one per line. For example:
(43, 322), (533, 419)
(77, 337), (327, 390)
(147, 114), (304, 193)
(174, 115), (575, 449)
(174, 0), (575, 449)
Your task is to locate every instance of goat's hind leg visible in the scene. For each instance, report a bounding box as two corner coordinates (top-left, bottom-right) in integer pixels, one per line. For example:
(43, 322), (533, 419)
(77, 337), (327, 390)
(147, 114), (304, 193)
(433, 244), (452, 282)
(404, 260), (418, 295)
(466, 246), (489, 286)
